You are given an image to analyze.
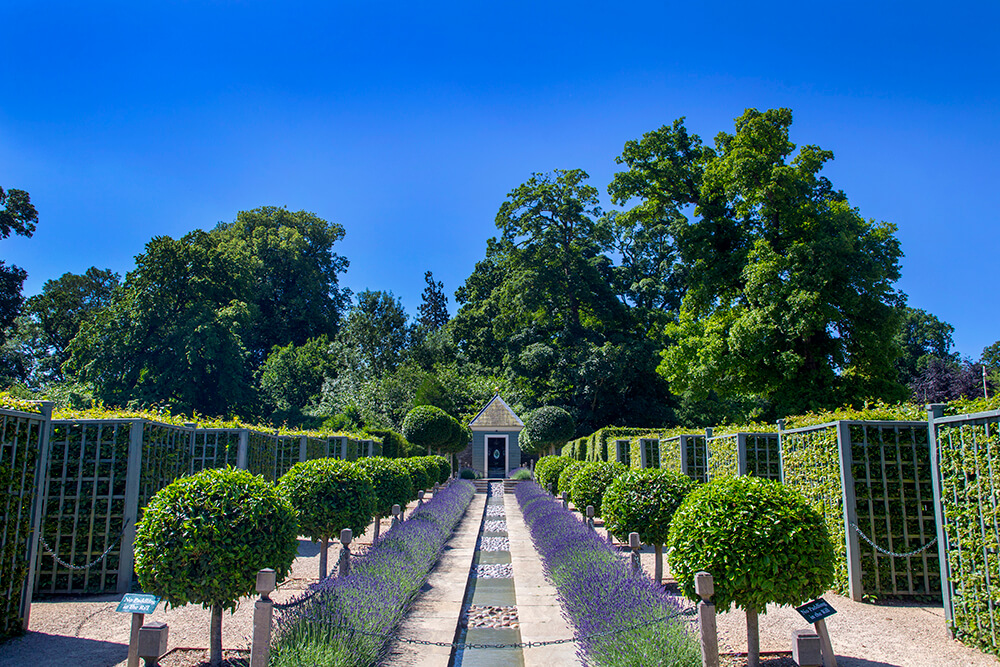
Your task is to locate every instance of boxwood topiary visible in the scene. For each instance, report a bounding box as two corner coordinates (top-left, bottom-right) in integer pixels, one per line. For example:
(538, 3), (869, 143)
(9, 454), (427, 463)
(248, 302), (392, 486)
(402, 405), (453, 452)
(557, 460), (587, 502)
(602, 467), (696, 583)
(400, 457), (432, 497)
(569, 461), (625, 518)
(353, 457), (414, 541)
(522, 406), (575, 455)
(134, 467), (298, 667)
(535, 455), (574, 495)
(667, 476), (834, 666)
(278, 458), (376, 579)
(429, 454), (451, 483)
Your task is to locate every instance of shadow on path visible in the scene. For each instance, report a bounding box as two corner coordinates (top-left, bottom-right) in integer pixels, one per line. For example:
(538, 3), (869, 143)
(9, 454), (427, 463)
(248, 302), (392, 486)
(0, 632), (126, 667)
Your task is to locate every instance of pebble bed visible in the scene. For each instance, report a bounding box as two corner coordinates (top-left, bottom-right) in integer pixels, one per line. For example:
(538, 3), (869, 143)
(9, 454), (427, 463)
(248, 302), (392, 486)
(490, 482), (504, 495)
(483, 520), (508, 533)
(478, 536), (510, 551)
(463, 604), (520, 628)
(474, 563), (513, 578)
(486, 505), (506, 517)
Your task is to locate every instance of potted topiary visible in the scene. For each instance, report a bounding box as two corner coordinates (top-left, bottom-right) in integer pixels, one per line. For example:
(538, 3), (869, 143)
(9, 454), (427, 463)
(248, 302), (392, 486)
(278, 458), (376, 579)
(569, 461), (626, 519)
(602, 467), (696, 583)
(353, 457), (413, 542)
(667, 476), (835, 667)
(133, 468), (298, 667)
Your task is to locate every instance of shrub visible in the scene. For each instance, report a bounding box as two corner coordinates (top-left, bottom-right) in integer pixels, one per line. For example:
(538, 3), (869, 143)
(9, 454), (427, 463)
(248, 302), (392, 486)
(516, 482), (699, 667)
(401, 405), (453, 451)
(270, 480), (476, 667)
(602, 468), (696, 583)
(557, 460), (587, 499)
(134, 468), (298, 667)
(522, 406), (576, 455)
(668, 476), (835, 666)
(459, 467), (481, 479)
(428, 454), (451, 484)
(278, 458), (376, 579)
(399, 458), (432, 496)
(412, 456), (442, 488)
(535, 455), (574, 495)
(353, 457), (414, 541)
(510, 467), (532, 480)
(364, 428), (409, 458)
(569, 461), (625, 518)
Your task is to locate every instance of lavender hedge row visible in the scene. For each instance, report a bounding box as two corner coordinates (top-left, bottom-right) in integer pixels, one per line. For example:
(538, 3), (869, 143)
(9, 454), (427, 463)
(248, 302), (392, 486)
(270, 480), (476, 667)
(515, 481), (699, 667)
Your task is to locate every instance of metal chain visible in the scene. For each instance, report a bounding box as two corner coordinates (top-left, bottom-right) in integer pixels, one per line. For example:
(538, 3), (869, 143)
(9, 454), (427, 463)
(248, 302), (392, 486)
(39, 520), (131, 571)
(272, 587), (323, 610)
(288, 607), (694, 650)
(850, 522), (938, 558)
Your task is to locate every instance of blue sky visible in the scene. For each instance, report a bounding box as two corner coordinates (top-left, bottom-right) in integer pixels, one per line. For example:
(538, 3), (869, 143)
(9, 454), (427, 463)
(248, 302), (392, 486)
(2, 1), (997, 358)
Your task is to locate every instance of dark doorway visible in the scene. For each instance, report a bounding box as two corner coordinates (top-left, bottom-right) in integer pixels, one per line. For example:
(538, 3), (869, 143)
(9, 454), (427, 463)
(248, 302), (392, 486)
(487, 436), (506, 478)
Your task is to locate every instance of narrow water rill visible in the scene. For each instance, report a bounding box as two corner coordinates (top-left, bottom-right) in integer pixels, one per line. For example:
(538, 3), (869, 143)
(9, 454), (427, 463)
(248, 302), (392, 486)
(452, 481), (525, 666)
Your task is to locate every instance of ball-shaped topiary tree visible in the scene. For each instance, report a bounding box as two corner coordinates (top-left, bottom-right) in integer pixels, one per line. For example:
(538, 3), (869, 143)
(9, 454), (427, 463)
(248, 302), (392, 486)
(134, 468), (298, 667)
(523, 406), (576, 456)
(353, 457), (414, 541)
(557, 460), (587, 501)
(602, 468), (696, 583)
(667, 476), (835, 667)
(400, 457), (432, 498)
(569, 461), (625, 519)
(278, 458), (376, 580)
(534, 455), (575, 495)
(402, 405), (453, 453)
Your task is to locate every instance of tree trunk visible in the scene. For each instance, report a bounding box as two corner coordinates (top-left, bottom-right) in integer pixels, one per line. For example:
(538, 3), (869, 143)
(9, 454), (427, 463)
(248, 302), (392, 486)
(319, 536), (329, 579)
(210, 603), (223, 667)
(373, 514), (382, 542)
(654, 544), (663, 584)
(746, 607), (760, 667)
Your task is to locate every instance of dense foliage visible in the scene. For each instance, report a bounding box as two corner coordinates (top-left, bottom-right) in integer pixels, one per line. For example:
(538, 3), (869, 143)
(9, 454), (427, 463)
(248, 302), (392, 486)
(569, 461), (625, 518)
(534, 455), (575, 495)
(516, 482), (699, 666)
(271, 480), (475, 667)
(401, 405), (454, 452)
(134, 468), (298, 666)
(557, 460), (586, 499)
(278, 459), (376, 541)
(352, 457), (413, 518)
(522, 406), (575, 455)
(399, 458), (432, 496)
(602, 468), (695, 544)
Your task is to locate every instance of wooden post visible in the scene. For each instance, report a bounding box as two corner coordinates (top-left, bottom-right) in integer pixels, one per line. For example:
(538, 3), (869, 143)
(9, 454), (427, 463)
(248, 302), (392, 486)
(126, 612), (145, 667)
(339, 529), (352, 578)
(835, 421), (863, 601)
(22, 401), (54, 629)
(628, 532), (641, 574)
(695, 572), (718, 667)
(391, 504), (401, 528)
(561, 491), (569, 510)
(250, 569), (275, 667)
(814, 618), (837, 667)
(237, 429), (249, 470)
(119, 420), (145, 594)
(586, 505), (595, 530)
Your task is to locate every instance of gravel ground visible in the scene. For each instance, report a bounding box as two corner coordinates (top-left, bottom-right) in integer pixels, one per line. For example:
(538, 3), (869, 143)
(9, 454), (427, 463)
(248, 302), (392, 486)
(462, 604), (519, 629)
(477, 536), (509, 551)
(473, 563), (513, 579)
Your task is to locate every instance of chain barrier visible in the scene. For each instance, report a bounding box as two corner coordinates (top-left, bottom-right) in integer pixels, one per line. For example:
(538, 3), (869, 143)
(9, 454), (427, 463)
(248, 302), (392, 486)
(290, 607), (695, 650)
(849, 522), (938, 558)
(272, 587), (323, 610)
(39, 519), (131, 571)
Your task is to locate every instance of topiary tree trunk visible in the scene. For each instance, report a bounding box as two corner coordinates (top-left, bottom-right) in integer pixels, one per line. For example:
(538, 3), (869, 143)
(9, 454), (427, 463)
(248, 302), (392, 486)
(372, 513), (382, 541)
(746, 607), (760, 667)
(210, 603), (223, 666)
(654, 544), (664, 584)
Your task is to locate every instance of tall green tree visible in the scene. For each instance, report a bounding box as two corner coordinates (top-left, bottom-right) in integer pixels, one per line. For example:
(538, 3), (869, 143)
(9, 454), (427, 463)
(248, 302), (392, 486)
(259, 336), (335, 419)
(338, 289), (411, 378)
(616, 109), (906, 416)
(0, 187), (39, 341)
(893, 307), (956, 386)
(22, 267), (119, 381)
(417, 270), (449, 330)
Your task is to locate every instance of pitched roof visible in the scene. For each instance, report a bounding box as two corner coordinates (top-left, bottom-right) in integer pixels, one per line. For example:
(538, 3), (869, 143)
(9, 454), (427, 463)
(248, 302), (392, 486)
(469, 395), (524, 430)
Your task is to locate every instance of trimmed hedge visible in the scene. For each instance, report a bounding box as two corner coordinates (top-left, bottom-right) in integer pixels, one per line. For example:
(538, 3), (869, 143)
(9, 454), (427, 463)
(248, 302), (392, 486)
(557, 460), (586, 499)
(534, 456), (574, 495)
(353, 457), (413, 518)
(278, 458), (376, 541)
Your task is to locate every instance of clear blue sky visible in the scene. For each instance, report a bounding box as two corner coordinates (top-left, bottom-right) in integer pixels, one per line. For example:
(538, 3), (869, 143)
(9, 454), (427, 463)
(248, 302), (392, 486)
(2, 1), (997, 358)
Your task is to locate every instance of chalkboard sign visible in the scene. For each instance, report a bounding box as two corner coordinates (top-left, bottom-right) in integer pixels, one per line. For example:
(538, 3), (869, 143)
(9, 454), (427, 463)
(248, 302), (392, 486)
(116, 593), (160, 614)
(796, 598), (836, 623)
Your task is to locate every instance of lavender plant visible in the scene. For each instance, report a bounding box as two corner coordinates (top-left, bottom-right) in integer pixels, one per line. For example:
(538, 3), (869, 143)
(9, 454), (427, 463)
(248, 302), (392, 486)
(516, 481), (699, 667)
(270, 480), (475, 667)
